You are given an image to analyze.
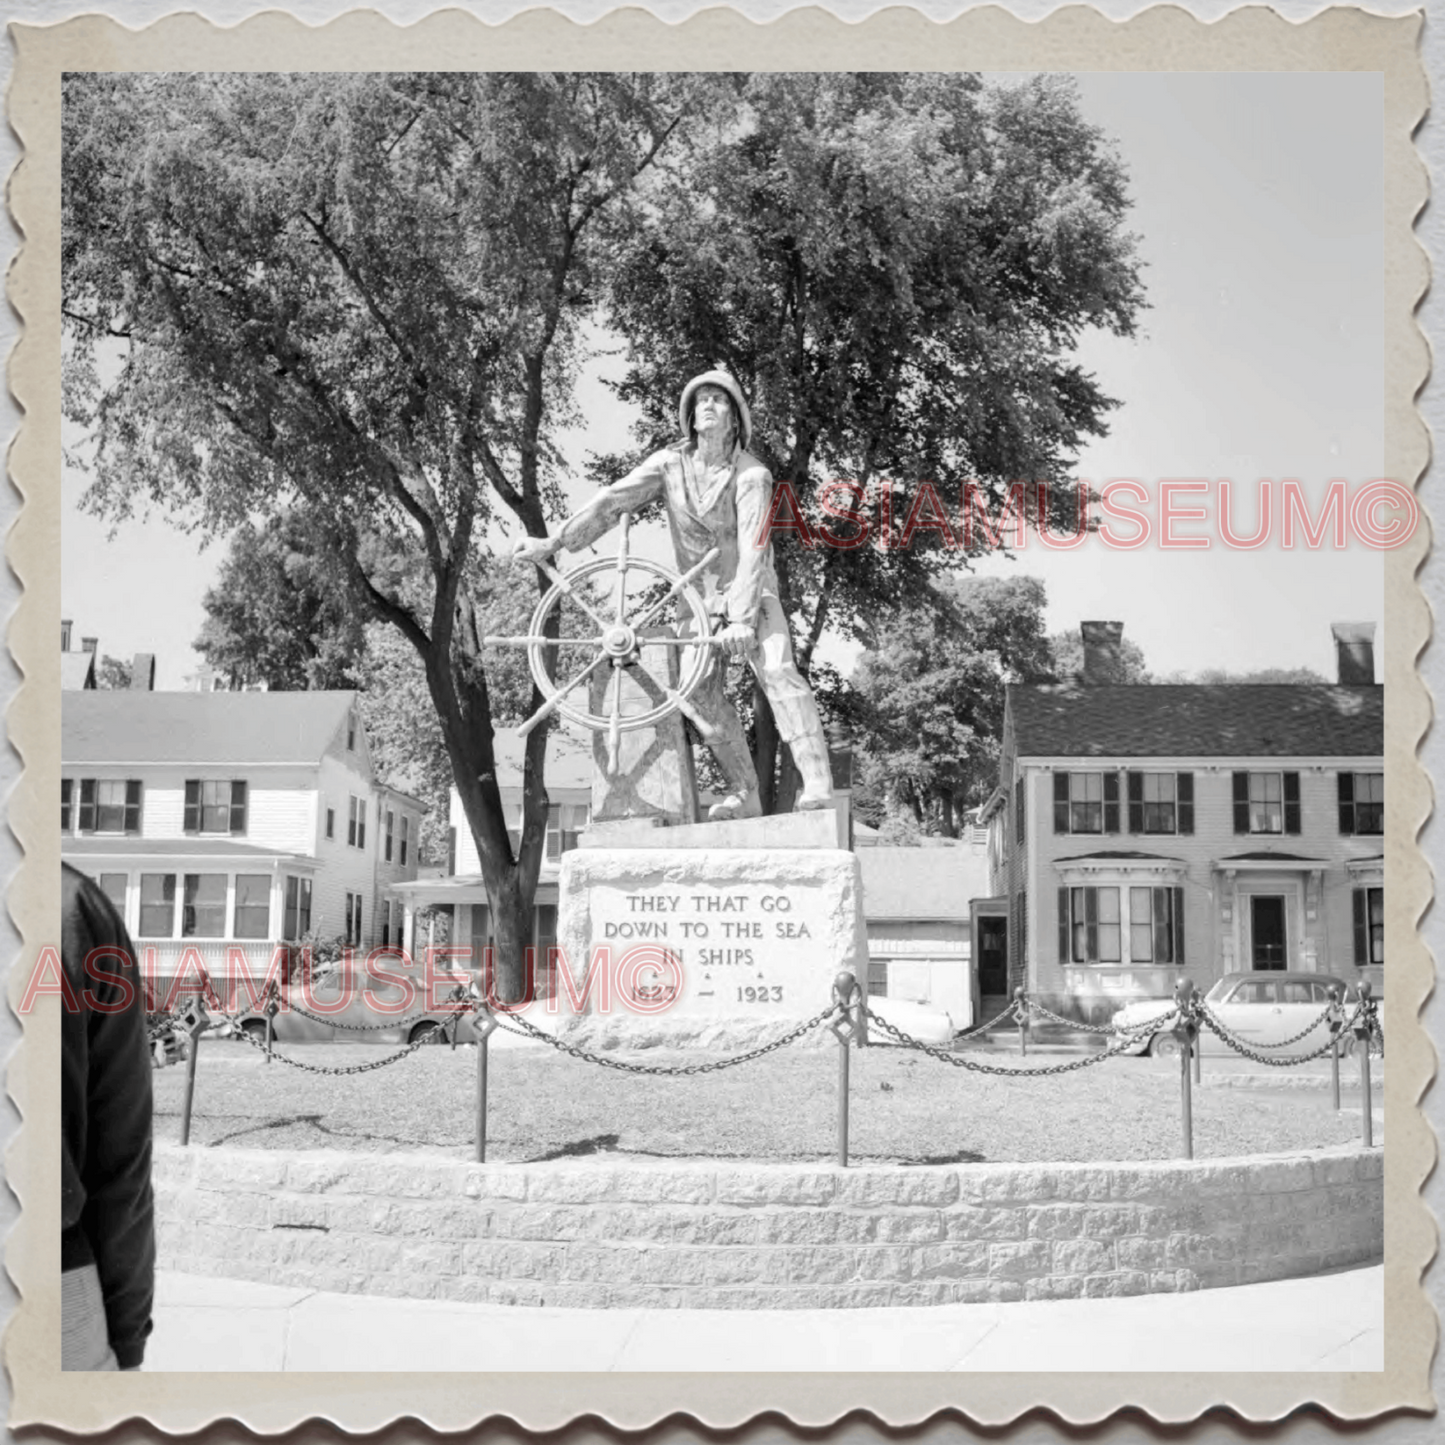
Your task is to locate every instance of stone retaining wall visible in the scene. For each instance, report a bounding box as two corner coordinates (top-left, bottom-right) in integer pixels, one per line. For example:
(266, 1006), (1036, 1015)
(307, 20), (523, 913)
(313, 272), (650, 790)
(153, 1144), (1383, 1309)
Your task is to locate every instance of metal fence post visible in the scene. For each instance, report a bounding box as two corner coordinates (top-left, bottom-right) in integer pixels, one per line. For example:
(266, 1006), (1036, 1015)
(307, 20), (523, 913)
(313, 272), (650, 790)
(1355, 981), (1375, 1149)
(264, 994), (278, 1065)
(1327, 985), (1342, 1112)
(178, 997), (211, 1147)
(1014, 987), (1028, 1057)
(473, 1002), (499, 1163)
(1173, 978), (1197, 1161)
(831, 971), (860, 1168)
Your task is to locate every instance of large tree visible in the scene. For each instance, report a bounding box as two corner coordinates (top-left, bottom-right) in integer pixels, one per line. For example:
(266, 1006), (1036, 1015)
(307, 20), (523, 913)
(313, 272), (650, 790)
(62, 71), (708, 998)
(602, 72), (1145, 807)
(845, 576), (1055, 835)
(194, 512), (366, 690)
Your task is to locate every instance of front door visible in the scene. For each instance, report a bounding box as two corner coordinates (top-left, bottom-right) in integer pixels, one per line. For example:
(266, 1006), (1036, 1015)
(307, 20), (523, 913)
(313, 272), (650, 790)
(978, 916), (1008, 996)
(1251, 896), (1287, 969)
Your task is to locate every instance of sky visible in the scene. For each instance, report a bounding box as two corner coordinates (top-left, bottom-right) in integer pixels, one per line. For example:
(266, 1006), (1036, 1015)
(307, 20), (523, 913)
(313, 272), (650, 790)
(62, 71), (1386, 689)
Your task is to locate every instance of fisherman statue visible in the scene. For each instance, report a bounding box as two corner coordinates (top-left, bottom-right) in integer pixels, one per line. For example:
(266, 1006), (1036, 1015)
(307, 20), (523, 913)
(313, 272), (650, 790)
(512, 371), (833, 821)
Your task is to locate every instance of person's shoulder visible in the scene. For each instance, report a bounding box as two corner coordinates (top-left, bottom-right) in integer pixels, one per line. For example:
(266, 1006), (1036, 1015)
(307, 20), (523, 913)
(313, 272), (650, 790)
(62, 863), (131, 954)
(735, 449), (773, 480)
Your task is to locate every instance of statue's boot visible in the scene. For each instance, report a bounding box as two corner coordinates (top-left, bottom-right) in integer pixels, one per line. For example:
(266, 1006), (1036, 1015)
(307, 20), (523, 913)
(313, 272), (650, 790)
(701, 688), (763, 821)
(778, 696), (834, 812)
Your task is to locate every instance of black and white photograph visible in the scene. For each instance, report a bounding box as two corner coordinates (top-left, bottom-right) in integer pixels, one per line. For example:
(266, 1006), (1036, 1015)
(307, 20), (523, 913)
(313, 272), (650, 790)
(4, 3), (1434, 1435)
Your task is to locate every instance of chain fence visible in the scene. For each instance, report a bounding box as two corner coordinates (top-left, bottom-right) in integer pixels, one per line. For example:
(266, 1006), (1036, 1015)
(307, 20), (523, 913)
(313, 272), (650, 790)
(161, 971), (1384, 1162)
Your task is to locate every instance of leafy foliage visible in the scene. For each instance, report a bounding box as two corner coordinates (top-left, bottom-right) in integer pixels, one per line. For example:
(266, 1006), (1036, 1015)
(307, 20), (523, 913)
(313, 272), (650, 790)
(94, 654), (133, 690)
(194, 513), (365, 690)
(846, 576), (1055, 835)
(63, 72), (708, 997)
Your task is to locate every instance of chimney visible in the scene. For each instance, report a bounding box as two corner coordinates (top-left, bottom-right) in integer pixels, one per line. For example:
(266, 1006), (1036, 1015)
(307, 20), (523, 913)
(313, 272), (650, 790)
(1080, 621), (1125, 685)
(80, 636), (98, 655)
(61, 619), (72, 652)
(130, 653), (156, 691)
(1332, 622), (1376, 685)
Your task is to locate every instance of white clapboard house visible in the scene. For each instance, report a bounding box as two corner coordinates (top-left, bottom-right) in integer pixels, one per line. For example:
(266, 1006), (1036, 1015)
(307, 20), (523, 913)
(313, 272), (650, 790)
(61, 689), (423, 997)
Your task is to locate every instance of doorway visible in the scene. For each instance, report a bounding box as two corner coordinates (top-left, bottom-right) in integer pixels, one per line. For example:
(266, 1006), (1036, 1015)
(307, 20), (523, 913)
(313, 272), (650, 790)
(1250, 895), (1287, 969)
(978, 916), (1008, 996)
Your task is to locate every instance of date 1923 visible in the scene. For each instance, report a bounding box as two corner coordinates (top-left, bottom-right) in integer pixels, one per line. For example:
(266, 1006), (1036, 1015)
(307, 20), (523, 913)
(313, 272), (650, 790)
(737, 986), (784, 1003)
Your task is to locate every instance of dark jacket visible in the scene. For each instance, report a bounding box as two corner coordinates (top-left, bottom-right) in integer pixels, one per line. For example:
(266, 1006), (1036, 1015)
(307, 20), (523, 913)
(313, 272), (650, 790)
(60, 864), (155, 1369)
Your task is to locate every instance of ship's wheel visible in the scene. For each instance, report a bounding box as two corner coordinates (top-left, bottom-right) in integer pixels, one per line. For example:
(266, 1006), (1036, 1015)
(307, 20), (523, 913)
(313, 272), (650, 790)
(485, 513), (725, 767)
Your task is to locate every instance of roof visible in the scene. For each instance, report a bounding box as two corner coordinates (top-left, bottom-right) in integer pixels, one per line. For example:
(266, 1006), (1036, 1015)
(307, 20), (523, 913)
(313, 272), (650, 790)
(1007, 683), (1383, 759)
(857, 846), (989, 921)
(490, 727), (594, 790)
(62, 837), (314, 863)
(62, 690), (357, 766)
(61, 653), (96, 690)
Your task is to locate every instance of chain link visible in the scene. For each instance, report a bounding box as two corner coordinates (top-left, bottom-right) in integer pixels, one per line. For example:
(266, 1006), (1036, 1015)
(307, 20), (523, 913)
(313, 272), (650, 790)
(1197, 1000), (1337, 1051)
(498, 1005), (840, 1075)
(229, 1013), (452, 1074)
(861, 1004), (1170, 1076)
(952, 999), (1027, 1039)
(1028, 998), (1165, 1037)
(279, 998), (464, 1034)
(1197, 1005), (1363, 1068)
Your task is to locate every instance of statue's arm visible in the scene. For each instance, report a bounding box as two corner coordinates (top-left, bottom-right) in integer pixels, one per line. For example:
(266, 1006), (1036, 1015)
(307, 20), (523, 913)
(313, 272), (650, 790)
(557, 454), (668, 554)
(724, 463), (775, 631)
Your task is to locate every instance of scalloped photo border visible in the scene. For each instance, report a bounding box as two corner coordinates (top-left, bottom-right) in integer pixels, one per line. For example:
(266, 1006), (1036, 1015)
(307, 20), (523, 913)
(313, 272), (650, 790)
(4, 4), (1433, 1432)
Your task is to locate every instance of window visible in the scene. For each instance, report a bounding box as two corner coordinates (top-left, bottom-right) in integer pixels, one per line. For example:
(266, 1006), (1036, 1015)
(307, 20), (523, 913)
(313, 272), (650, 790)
(545, 803), (590, 861)
(78, 779), (142, 835)
(867, 960), (888, 997)
(346, 715), (357, 751)
(1128, 886), (1185, 964)
(1339, 773), (1383, 836)
(343, 892), (363, 947)
(283, 876), (313, 940)
(380, 899), (392, 949)
(384, 809), (395, 863)
(138, 873), (176, 937)
(399, 815), (410, 867)
(1052, 772), (1119, 835)
(347, 796), (367, 849)
(1062, 886), (1121, 963)
(325, 807), (335, 841)
(182, 873), (227, 938)
(234, 874), (271, 939)
(1233, 771), (1300, 835)
(1014, 778), (1026, 846)
(61, 779), (73, 832)
(184, 779), (248, 835)
(535, 903), (559, 958)
(1127, 773), (1194, 835)
(1353, 887), (1384, 966)
(98, 873), (127, 916)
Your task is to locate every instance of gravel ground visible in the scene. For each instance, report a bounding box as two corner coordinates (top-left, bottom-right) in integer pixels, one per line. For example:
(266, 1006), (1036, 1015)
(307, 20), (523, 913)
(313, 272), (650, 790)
(156, 1036), (1371, 1165)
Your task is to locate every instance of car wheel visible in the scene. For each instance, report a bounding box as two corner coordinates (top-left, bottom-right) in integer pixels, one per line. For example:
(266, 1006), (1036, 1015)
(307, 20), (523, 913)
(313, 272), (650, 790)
(1149, 1031), (1182, 1059)
(409, 1020), (446, 1046)
(240, 1019), (269, 1045)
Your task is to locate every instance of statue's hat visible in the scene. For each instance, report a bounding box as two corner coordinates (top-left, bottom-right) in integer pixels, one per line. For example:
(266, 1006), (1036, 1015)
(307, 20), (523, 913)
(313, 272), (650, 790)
(679, 371), (752, 450)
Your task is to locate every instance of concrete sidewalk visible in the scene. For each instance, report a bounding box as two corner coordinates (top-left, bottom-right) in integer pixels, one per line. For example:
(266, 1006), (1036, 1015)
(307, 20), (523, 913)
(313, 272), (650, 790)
(144, 1265), (1383, 1373)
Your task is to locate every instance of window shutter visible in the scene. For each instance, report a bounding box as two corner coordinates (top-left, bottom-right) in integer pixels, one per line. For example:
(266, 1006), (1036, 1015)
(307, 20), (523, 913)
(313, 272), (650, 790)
(1014, 779), (1025, 846)
(1057, 888), (1069, 963)
(1126, 771), (1143, 833)
(1053, 773), (1069, 833)
(1232, 772), (1249, 833)
(61, 780), (72, 832)
(358, 803), (367, 851)
(229, 780), (248, 835)
(183, 780), (200, 834)
(1177, 773), (1194, 834)
(78, 779), (97, 832)
(1283, 772), (1301, 834)
(1337, 773), (1355, 835)
(124, 780), (142, 835)
(1352, 888), (1367, 966)
(1173, 885), (1185, 964)
(1103, 773), (1120, 834)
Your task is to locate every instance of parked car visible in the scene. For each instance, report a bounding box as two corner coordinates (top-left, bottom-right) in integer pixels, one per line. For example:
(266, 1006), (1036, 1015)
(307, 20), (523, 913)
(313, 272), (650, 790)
(233, 966), (478, 1047)
(1110, 971), (1370, 1059)
(864, 995), (956, 1046)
